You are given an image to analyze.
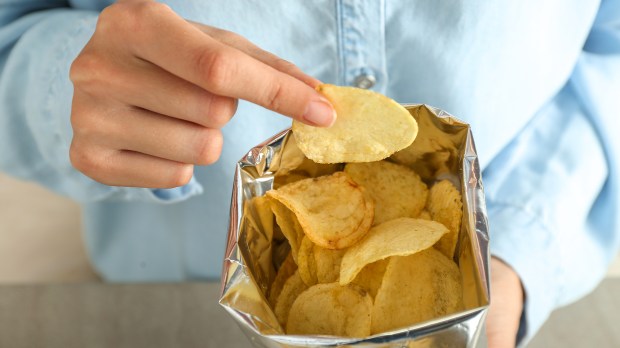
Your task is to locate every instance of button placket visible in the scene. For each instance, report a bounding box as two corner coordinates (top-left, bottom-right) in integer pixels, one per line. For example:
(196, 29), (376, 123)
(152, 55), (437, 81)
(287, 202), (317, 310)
(353, 71), (376, 89)
(336, 0), (386, 92)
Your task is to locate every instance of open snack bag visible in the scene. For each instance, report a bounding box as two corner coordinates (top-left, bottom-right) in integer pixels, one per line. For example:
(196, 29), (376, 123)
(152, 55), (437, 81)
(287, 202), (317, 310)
(220, 85), (490, 348)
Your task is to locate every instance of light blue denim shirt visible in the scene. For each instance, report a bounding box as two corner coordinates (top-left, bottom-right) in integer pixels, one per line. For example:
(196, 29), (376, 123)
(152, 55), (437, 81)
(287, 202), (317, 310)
(1, 0), (619, 344)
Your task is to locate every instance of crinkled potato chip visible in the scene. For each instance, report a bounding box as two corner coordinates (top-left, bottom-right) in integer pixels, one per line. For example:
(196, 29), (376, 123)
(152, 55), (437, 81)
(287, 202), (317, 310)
(314, 245), (347, 284)
(340, 218), (448, 285)
(286, 283), (372, 337)
(371, 248), (463, 334)
(351, 258), (389, 299)
(270, 199), (305, 262)
(267, 172), (374, 250)
(427, 180), (463, 259)
(298, 235), (346, 285)
(297, 236), (318, 286)
(345, 161), (428, 225)
(275, 271), (308, 328)
(269, 252), (297, 307)
(292, 84), (418, 163)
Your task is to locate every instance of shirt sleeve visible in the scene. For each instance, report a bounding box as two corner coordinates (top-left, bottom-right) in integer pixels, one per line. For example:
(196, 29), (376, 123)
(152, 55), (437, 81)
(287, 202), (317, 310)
(485, 0), (620, 344)
(0, 2), (203, 203)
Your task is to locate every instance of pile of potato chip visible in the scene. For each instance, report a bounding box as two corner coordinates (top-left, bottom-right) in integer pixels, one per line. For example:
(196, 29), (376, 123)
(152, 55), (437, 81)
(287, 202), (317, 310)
(258, 85), (465, 337)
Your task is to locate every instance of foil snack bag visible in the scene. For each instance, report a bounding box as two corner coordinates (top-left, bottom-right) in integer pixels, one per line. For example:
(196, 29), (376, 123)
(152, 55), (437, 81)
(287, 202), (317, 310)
(220, 105), (490, 347)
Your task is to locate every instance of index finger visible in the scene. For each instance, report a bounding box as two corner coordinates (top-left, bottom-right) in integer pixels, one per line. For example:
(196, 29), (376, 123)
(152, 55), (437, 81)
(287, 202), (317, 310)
(128, 3), (335, 127)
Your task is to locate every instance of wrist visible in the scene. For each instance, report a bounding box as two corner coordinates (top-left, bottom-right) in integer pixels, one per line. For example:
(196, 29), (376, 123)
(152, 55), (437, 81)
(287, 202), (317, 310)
(486, 256), (525, 347)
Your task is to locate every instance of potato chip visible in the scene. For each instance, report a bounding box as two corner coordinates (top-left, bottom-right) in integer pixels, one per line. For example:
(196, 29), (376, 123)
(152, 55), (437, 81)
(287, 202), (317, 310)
(286, 283), (372, 337)
(340, 218), (448, 285)
(427, 180), (463, 259)
(274, 271), (308, 328)
(297, 236), (318, 286)
(314, 245), (346, 284)
(351, 259), (389, 299)
(267, 172), (374, 250)
(268, 252), (297, 307)
(270, 199), (304, 262)
(345, 161), (428, 225)
(371, 248), (463, 334)
(292, 84), (418, 163)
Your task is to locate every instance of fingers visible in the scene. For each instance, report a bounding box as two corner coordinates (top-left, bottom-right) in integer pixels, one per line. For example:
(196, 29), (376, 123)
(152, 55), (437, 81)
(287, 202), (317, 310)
(72, 96), (223, 166)
(121, 64), (237, 129)
(83, 58), (237, 129)
(70, 143), (194, 188)
(105, 107), (223, 165)
(192, 24), (322, 88)
(486, 257), (524, 348)
(70, 0), (335, 189)
(70, 101), (222, 188)
(121, 3), (334, 126)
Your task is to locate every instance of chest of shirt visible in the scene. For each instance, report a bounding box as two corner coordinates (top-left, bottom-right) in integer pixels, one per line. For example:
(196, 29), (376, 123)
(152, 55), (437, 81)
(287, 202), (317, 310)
(72, 0), (599, 164)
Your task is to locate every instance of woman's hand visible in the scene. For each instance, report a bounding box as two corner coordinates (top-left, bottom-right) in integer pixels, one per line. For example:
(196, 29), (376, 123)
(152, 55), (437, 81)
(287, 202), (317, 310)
(486, 257), (525, 348)
(69, 0), (335, 188)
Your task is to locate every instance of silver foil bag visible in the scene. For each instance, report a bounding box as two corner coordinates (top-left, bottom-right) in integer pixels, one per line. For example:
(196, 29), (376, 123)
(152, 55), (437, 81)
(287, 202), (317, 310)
(220, 105), (490, 348)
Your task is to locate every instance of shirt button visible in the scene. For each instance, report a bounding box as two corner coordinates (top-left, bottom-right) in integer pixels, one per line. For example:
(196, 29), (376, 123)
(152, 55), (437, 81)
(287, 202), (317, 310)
(353, 73), (376, 89)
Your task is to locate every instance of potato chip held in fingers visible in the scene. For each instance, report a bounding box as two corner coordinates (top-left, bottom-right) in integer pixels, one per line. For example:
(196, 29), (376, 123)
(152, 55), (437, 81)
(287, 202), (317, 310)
(340, 217), (448, 285)
(292, 84), (418, 163)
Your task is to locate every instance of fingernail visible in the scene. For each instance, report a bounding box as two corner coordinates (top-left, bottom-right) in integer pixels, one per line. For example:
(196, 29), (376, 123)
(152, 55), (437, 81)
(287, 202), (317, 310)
(303, 98), (336, 127)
